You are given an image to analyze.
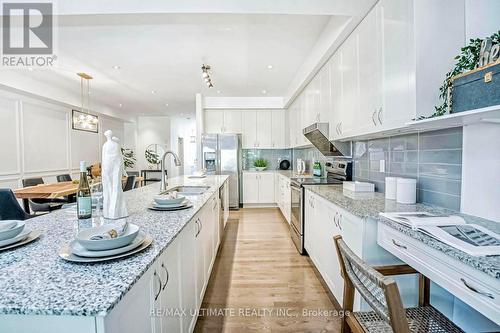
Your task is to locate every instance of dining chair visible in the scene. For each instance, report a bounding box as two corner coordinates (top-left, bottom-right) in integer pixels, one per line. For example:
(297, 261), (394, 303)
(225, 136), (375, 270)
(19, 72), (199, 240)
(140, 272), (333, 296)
(0, 189), (35, 220)
(333, 235), (464, 333)
(123, 175), (136, 192)
(56, 174), (72, 182)
(22, 178), (66, 213)
(56, 174), (76, 203)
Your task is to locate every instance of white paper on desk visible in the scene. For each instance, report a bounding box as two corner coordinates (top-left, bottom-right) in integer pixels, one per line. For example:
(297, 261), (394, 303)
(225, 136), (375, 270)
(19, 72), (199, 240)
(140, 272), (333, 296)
(379, 212), (466, 230)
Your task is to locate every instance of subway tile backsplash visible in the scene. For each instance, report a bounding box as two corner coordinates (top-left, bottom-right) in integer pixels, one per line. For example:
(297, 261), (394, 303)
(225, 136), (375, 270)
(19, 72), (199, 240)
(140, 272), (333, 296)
(353, 127), (463, 211)
(242, 149), (292, 170)
(291, 127), (463, 211)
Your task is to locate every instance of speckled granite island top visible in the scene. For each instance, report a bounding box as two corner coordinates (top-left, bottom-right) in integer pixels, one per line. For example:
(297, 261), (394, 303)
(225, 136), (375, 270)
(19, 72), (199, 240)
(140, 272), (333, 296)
(305, 185), (500, 280)
(0, 175), (228, 317)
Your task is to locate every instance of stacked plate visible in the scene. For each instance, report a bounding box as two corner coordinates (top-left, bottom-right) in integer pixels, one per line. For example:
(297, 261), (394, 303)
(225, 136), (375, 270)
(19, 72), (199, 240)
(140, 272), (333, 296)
(148, 194), (193, 211)
(0, 220), (40, 251)
(59, 223), (153, 263)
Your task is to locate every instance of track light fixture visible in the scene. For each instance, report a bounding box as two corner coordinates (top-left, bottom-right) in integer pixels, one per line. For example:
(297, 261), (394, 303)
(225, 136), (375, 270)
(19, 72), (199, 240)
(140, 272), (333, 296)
(201, 64), (214, 88)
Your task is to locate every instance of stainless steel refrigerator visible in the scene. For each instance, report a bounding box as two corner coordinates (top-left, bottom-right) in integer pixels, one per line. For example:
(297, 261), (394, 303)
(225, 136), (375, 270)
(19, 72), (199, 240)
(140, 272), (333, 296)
(201, 134), (241, 209)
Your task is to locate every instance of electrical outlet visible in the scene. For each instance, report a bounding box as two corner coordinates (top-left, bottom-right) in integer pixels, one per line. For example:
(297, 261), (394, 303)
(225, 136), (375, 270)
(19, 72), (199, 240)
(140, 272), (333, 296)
(379, 160), (385, 172)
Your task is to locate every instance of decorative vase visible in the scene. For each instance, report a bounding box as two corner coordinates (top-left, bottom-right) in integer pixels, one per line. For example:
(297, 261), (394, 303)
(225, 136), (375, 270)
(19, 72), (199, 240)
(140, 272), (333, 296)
(255, 167), (266, 171)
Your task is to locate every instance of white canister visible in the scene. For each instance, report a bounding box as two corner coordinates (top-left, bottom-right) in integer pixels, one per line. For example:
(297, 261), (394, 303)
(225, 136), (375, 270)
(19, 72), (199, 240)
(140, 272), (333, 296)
(385, 177), (397, 200)
(396, 178), (417, 204)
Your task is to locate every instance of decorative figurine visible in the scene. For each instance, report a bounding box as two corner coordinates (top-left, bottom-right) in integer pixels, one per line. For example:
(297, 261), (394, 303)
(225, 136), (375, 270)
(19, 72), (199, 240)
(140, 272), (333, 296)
(102, 130), (128, 219)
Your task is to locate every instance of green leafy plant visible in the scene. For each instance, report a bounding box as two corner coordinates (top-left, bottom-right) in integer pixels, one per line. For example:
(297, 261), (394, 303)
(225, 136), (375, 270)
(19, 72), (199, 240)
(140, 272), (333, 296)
(254, 159), (268, 168)
(145, 148), (160, 165)
(416, 31), (500, 120)
(121, 148), (136, 169)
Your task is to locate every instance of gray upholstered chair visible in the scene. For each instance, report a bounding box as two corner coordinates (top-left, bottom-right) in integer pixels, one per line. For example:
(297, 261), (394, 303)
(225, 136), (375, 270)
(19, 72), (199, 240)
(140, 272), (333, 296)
(22, 178), (66, 214)
(0, 189), (35, 220)
(56, 174), (76, 203)
(333, 235), (464, 333)
(123, 175), (136, 192)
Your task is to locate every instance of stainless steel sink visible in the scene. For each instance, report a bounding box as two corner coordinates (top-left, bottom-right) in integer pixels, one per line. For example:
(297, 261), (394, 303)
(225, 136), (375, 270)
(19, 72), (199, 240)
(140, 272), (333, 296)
(163, 186), (210, 195)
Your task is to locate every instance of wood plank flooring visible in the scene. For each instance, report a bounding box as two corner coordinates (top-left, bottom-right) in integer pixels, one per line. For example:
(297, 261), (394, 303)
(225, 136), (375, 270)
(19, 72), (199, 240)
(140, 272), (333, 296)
(195, 208), (341, 332)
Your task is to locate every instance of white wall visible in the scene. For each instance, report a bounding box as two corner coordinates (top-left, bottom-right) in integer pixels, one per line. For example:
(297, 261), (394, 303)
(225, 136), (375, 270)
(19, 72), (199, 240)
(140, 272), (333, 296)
(460, 0), (500, 222)
(136, 116), (171, 172)
(0, 89), (126, 190)
(169, 117), (197, 177)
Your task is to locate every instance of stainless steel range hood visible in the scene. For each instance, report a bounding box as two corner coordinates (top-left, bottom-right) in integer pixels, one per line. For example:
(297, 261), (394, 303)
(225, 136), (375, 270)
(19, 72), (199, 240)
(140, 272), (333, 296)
(303, 123), (352, 157)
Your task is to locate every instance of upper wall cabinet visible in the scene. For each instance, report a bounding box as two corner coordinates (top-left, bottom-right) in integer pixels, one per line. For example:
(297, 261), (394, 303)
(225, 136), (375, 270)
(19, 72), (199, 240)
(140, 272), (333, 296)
(291, 0), (465, 141)
(241, 110), (287, 149)
(204, 110), (242, 134)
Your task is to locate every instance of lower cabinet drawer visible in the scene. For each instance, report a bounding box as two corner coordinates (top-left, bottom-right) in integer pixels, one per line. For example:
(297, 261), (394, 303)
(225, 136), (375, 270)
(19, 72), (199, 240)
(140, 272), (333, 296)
(377, 223), (500, 326)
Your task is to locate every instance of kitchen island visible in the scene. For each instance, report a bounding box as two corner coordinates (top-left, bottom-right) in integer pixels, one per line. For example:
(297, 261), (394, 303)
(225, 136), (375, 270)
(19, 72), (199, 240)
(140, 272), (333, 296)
(0, 175), (229, 333)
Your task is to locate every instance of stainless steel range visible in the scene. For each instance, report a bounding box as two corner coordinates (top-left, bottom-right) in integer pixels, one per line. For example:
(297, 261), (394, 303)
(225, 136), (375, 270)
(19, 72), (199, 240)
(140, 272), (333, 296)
(290, 161), (352, 254)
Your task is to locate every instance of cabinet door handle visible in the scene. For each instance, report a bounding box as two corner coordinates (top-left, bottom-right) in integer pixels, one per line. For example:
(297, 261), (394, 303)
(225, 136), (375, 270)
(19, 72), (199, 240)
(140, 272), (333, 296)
(377, 108), (382, 125)
(199, 218), (203, 233)
(372, 110), (377, 126)
(338, 214), (342, 230)
(460, 278), (494, 299)
(333, 212), (338, 227)
(195, 219), (201, 237)
(392, 239), (407, 249)
(154, 271), (162, 300)
(339, 122), (342, 134)
(335, 123), (339, 135)
(161, 263), (169, 291)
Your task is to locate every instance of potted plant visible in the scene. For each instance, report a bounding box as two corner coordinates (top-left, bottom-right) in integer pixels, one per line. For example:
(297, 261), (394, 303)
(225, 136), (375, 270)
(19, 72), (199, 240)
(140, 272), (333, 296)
(121, 148), (136, 170)
(254, 159), (268, 171)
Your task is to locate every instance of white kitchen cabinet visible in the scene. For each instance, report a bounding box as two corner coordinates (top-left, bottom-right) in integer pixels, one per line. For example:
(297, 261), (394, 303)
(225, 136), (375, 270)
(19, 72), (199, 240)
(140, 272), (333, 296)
(223, 110), (242, 133)
(241, 111), (258, 148)
(271, 109), (287, 148)
(158, 238), (182, 333)
(258, 173), (275, 203)
(242, 172), (275, 204)
(179, 219), (197, 332)
(256, 110), (273, 148)
(318, 64), (330, 123)
(275, 174), (291, 223)
(339, 33), (358, 138)
(329, 53), (343, 140)
(204, 110), (242, 134)
(204, 110), (224, 133)
(357, 5), (383, 134)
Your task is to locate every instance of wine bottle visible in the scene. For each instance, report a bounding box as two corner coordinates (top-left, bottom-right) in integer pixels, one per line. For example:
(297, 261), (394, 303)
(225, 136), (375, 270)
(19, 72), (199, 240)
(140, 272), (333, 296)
(77, 161), (92, 219)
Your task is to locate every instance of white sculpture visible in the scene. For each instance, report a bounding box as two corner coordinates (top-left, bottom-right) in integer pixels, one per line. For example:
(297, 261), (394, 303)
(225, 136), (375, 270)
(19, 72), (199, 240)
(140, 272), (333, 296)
(102, 130), (128, 219)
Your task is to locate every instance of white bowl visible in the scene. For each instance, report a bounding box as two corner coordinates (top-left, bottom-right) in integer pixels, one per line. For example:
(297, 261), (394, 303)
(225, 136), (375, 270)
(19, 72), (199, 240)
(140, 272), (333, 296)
(0, 221), (25, 241)
(76, 223), (140, 251)
(153, 194), (185, 205)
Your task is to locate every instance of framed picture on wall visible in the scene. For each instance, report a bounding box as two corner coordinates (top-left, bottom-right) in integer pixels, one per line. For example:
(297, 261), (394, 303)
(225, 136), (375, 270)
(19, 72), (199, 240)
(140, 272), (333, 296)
(72, 109), (99, 133)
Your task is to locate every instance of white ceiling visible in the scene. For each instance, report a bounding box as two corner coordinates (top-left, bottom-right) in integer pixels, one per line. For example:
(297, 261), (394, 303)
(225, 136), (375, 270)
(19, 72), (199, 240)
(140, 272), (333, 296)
(0, 1), (369, 119)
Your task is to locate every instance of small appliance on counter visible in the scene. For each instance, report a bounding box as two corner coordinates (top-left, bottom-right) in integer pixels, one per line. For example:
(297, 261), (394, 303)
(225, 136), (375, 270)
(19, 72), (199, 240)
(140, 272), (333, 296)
(343, 181), (374, 192)
(279, 159), (290, 170)
(290, 160), (352, 254)
(296, 158), (306, 174)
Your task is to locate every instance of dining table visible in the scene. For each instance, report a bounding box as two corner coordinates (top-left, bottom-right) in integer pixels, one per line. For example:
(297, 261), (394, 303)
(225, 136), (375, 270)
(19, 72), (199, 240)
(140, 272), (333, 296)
(13, 177), (144, 213)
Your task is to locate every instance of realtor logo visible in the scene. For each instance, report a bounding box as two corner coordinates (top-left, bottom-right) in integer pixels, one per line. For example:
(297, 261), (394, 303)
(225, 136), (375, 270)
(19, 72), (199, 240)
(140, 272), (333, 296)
(1, 2), (56, 67)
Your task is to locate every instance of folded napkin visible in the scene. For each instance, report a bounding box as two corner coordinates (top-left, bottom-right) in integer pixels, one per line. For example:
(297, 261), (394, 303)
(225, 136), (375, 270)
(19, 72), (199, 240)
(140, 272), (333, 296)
(90, 221), (129, 240)
(0, 221), (17, 232)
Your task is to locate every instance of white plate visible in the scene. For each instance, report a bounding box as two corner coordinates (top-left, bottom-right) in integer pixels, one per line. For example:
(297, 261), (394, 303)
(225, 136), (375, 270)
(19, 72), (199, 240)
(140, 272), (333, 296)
(152, 199), (189, 208)
(76, 223), (140, 251)
(153, 194), (186, 205)
(0, 228), (31, 247)
(59, 235), (153, 263)
(0, 230), (41, 251)
(0, 221), (25, 241)
(71, 231), (146, 257)
(148, 204), (194, 211)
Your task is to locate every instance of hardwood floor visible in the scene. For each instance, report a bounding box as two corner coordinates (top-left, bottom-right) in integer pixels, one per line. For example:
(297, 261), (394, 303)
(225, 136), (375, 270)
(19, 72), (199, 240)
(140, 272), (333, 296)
(195, 208), (341, 332)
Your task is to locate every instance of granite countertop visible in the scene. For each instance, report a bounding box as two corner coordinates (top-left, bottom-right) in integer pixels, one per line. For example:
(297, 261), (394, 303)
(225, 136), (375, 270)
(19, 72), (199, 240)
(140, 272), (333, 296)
(305, 185), (500, 280)
(0, 175), (228, 317)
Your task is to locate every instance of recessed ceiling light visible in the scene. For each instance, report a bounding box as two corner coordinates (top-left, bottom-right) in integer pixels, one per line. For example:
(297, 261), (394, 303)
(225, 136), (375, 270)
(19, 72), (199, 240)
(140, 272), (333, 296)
(112, 65), (121, 70)
(165, 103), (169, 107)
(267, 65), (273, 69)
(261, 89), (267, 94)
(118, 103), (122, 108)
(217, 90), (221, 94)
(151, 90), (156, 94)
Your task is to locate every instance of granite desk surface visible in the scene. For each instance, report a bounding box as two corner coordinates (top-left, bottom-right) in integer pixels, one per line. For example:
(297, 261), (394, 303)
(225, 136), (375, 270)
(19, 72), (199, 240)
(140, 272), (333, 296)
(305, 185), (500, 280)
(0, 175), (228, 317)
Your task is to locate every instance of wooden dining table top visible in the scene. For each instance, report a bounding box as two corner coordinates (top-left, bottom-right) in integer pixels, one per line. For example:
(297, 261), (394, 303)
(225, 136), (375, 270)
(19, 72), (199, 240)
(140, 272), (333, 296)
(13, 176), (144, 199)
